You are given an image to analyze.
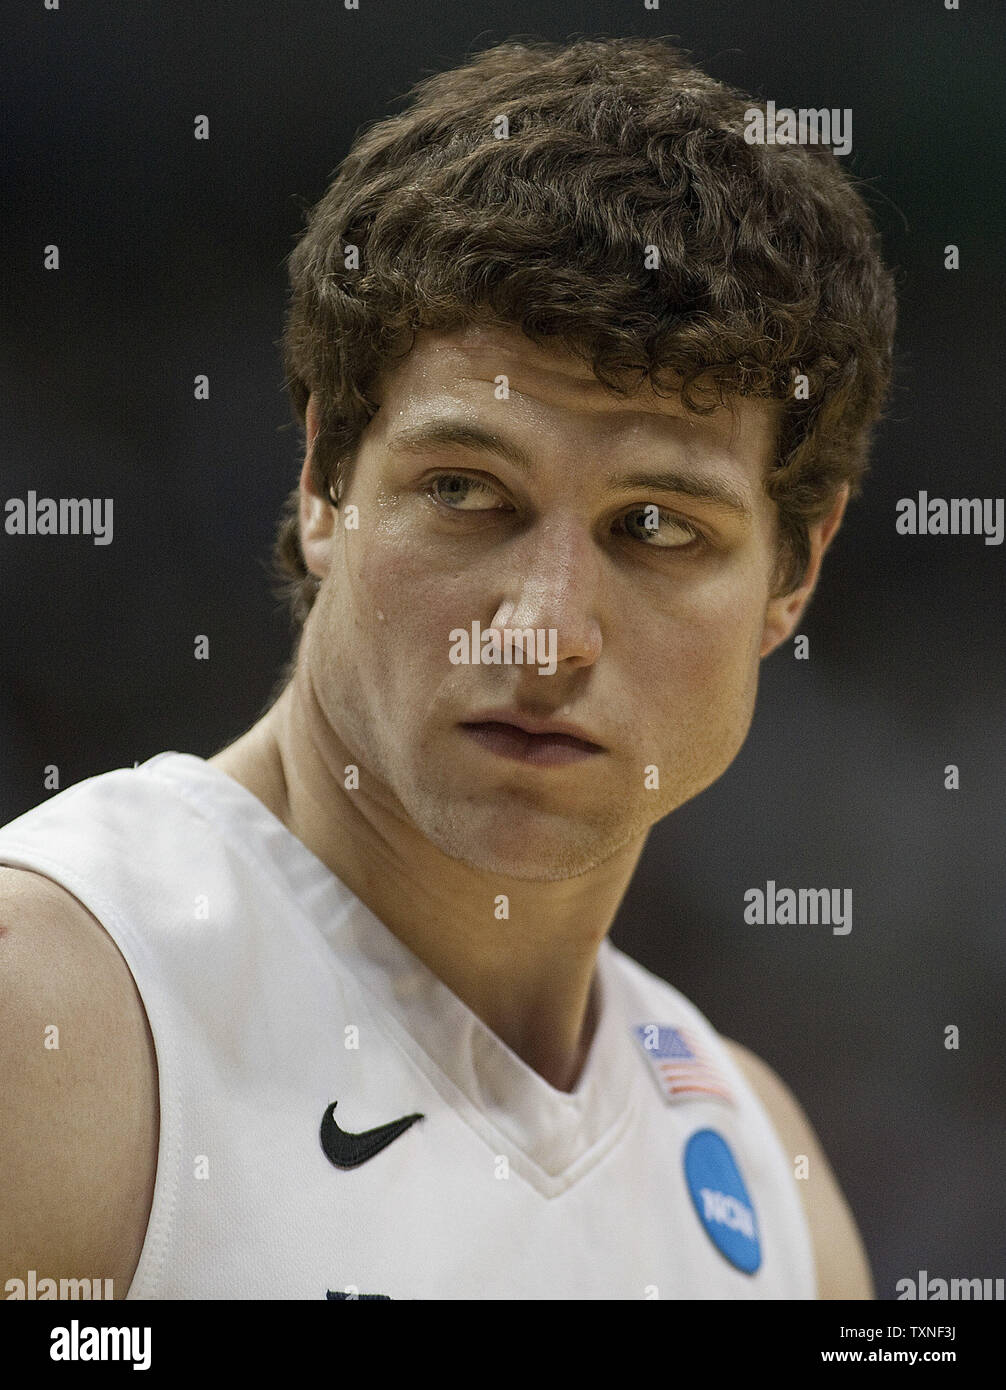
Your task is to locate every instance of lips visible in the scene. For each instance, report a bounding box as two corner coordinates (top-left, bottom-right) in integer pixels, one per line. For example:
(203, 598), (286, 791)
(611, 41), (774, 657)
(460, 709), (603, 747)
(459, 711), (604, 768)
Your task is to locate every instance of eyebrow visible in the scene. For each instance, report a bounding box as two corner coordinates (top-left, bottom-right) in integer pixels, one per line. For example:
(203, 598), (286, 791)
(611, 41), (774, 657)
(387, 419), (755, 521)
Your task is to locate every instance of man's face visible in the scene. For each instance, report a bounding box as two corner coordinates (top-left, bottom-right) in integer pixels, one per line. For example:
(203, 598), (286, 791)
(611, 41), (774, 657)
(298, 323), (820, 881)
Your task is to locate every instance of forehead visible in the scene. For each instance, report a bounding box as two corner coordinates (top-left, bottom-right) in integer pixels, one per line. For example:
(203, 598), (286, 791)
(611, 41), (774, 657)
(367, 322), (779, 486)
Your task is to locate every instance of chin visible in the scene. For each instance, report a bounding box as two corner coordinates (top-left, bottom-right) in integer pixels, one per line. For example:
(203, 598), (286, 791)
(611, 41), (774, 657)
(418, 805), (638, 883)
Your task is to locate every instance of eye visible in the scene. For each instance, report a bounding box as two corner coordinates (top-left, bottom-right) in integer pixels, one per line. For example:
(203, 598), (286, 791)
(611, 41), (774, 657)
(428, 473), (509, 511)
(617, 505), (702, 548)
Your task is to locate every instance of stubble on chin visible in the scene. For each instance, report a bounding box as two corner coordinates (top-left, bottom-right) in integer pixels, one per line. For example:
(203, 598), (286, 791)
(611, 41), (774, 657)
(398, 772), (654, 883)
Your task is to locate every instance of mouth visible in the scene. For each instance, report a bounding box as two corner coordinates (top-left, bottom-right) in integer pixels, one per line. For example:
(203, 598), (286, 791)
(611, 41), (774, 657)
(458, 715), (604, 768)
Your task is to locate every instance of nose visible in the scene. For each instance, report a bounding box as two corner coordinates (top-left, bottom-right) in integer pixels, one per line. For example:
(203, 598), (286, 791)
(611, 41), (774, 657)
(489, 511), (603, 670)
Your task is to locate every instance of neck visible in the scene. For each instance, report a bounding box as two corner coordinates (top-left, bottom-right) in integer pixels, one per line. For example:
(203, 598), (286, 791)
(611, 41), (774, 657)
(210, 671), (647, 1092)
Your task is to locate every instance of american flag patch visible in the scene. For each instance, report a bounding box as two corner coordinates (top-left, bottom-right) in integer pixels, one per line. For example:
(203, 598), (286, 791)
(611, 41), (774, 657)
(632, 1024), (735, 1107)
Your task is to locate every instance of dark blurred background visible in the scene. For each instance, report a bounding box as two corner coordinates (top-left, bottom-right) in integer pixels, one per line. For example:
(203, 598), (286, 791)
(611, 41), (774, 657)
(3, 0), (1004, 1297)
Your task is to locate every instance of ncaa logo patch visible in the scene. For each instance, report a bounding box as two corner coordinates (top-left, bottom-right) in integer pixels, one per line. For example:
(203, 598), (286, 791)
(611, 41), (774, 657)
(684, 1129), (762, 1275)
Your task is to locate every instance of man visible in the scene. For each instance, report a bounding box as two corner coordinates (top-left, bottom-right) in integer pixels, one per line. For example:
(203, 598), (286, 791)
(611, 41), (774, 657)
(0, 36), (894, 1299)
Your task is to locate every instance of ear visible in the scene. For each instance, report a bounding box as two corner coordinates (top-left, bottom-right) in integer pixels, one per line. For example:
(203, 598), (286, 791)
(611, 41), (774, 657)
(760, 485), (849, 658)
(298, 394), (337, 579)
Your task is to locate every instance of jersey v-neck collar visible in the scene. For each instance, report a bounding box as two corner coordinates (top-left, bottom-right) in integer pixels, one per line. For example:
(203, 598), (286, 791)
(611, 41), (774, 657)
(145, 752), (641, 1194)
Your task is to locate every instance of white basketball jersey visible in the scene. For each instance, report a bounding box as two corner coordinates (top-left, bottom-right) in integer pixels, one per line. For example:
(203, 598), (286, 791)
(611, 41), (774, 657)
(0, 753), (816, 1299)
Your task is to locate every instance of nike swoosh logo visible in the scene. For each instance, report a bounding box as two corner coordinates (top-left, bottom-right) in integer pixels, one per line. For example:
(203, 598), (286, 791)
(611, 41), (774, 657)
(320, 1100), (424, 1169)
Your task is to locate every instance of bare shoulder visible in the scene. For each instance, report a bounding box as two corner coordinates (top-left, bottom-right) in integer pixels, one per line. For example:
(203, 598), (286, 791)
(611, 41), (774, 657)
(0, 866), (159, 1300)
(722, 1037), (874, 1300)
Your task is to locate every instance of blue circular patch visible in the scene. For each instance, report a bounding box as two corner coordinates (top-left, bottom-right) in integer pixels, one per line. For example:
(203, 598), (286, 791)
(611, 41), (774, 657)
(684, 1129), (762, 1274)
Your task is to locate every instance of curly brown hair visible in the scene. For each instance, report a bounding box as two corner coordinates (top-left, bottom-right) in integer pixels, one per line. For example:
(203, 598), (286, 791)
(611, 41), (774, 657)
(274, 35), (897, 637)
